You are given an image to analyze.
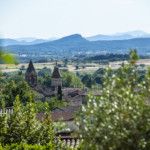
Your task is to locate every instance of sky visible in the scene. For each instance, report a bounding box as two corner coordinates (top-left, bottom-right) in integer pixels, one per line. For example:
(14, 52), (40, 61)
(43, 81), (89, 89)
(0, 0), (150, 38)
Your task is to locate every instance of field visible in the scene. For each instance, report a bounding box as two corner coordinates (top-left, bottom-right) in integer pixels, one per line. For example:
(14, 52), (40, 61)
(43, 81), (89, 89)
(0, 61), (100, 73)
(0, 59), (149, 74)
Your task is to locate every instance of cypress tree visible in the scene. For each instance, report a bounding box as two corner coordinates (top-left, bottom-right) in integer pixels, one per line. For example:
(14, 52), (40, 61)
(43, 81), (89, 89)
(57, 85), (62, 100)
(0, 100), (7, 145)
(40, 113), (55, 146)
(6, 95), (25, 144)
(24, 96), (41, 144)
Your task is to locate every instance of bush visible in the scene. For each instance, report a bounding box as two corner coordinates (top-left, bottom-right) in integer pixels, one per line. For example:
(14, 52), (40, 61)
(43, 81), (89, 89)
(62, 71), (83, 88)
(77, 50), (150, 150)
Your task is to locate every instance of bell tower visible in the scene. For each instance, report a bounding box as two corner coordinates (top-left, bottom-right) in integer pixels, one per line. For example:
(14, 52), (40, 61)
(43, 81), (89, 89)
(51, 62), (62, 100)
(51, 62), (62, 88)
(25, 60), (37, 87)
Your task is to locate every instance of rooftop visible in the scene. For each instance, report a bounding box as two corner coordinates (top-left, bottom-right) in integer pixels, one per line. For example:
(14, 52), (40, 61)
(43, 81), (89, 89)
(52, 66), (61, 78)
(26, 60), (36, 74)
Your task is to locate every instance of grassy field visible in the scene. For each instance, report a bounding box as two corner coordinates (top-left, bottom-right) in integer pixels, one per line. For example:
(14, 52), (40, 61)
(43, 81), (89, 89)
(0, 59), (149, 73)
(0, 61), (101, 73)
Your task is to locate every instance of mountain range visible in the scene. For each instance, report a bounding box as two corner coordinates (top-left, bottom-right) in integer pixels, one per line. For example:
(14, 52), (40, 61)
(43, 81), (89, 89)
(1, 31), (150, 56)
(0, 37), (57, 46)
(87, 30), (150, 41)
(1, 30), (150, 46)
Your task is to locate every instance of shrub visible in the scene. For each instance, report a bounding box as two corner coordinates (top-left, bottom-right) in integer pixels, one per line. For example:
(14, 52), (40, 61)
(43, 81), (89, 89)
(77, 50), (150, 150)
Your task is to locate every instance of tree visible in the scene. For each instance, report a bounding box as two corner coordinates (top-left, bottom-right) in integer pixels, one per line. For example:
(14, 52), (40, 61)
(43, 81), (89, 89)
(39, 113), (55, 146)
(0, 50), (16, 64)
(23, 99), (41, 144)
(0, 95), (70, 149)
(2, 78), (34, 107)
(81, 74), (93, 88)
(20, 65), (25, 71)
(75, 65), (79, 70)
(129, 49), (139, 65)
(63, 58), (68, 67)
(6, 95), (25, 144)
(77, 50), (150, 150)
(57, 85), (62, 100)
(62, 71), (83, 88)
(37, 68), (52, 87)
(0, 100), (7, 145)
(93, 68), (106, 85)
(38, 67), (51, 78)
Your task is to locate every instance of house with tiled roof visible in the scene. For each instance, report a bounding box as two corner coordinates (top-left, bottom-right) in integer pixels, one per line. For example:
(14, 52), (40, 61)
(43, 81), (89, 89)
(25, 61), (88, 105)
(25, 61), (87, 124)
(37, 105), (80, 140)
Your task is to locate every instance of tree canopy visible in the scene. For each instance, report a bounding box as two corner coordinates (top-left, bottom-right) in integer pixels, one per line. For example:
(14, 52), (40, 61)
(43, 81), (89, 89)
(77, 50), (150, 150)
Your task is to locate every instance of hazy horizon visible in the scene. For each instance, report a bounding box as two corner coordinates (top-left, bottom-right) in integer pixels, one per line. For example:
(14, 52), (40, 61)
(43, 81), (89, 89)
(0, 0), (150, 38)
(1, 30), (150, 40)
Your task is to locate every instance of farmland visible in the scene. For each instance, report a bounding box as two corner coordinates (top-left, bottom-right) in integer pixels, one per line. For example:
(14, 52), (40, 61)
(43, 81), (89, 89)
(0, 58), (149, 74)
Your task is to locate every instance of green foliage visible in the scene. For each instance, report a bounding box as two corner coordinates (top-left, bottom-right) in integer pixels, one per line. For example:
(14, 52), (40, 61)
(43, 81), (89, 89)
(39, 113), (55, 145)
(0, 114), (7, 144)
(81, 74), (94, 88)
(38, 76), (52, 87)
(129, 49), (139, 64)
(80, 68), (107, 89)
(1, 142), (72, 150)
(37, 67), (52, 87)
(35, 97), (68, 113)
(38, 67), (51, 78)
(48, 97), (68, 110)
(23, 101), (40, 144)
(77, 50), (150, 150)
(6, 96), (25, 144)
(1, 76), (34, 107)
(0, 51), (75, 149)
(93, 68), (106, 84)
(0, 50), (16, 64)
(37, 68), (83, 88)
(80, 59), (146, 89)
(4, 143), (47, 150)
(63, 58), (68, 67)
(62, 71), (83, 88)
(0, 96), (70, 149)
(35, 101), (49, 112)
(85, 53), (129, 63)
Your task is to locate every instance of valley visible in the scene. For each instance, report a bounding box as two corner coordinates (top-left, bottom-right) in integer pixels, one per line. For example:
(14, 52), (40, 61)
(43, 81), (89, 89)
(1, 58), (149, 74)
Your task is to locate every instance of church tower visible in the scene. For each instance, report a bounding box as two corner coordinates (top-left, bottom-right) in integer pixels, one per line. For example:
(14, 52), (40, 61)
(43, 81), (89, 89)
(25, 60), (37, 87)
(51, 63), (62, 100)
(51, 63), (62, 89)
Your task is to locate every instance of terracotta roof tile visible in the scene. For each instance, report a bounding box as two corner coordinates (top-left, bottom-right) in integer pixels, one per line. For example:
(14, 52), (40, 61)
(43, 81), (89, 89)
(37, 106), (80, 122)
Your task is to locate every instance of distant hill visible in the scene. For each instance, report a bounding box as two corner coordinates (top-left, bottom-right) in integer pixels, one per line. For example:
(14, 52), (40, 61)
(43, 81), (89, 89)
(0, 38), (20, 46)
(1, 30), (150, 46)
(15, 37), (38, 42)
(4, 34), (89, 52)
(2, 33), (150, 56)
(0, 37), (57, 46)
(87, 30), (150, 41)
(87, 34), (134, 41)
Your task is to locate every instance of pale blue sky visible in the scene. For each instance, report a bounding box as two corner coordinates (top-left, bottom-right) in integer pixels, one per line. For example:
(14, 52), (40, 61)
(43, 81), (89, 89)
(0, 0), (150, 38)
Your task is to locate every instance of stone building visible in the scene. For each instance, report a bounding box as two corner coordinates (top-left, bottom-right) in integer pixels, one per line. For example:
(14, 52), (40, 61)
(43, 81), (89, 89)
(25, 61), (88, 102)
(25, 60), (37, 87)
(51, 65), (62, 88)
(51, 64), (62, 99)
